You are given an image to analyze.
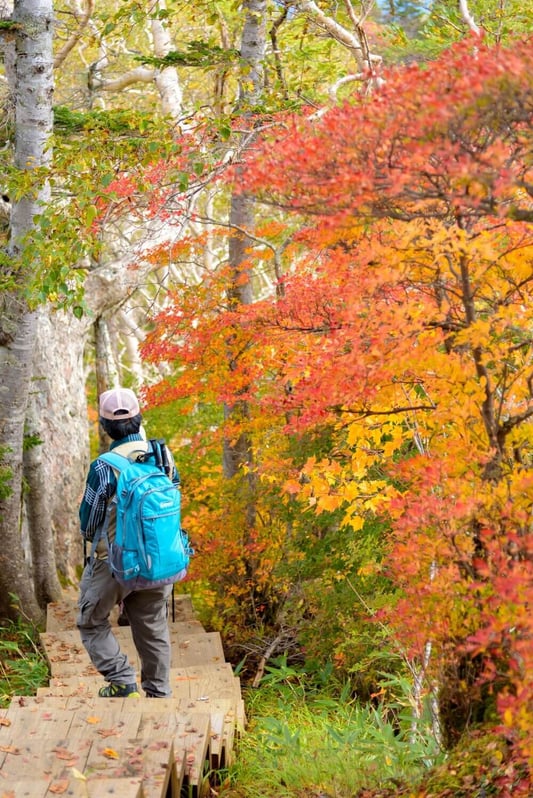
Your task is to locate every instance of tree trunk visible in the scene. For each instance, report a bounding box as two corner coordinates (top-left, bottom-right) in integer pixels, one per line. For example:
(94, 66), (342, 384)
(23, 322), (63, 607)
(0, 309), (44, 622)
(25, 307), (91, 587)
(223, 0), (266, 557)
(223, 0), (266, 485)
(0, 0), (54, 623)
(94, 317), (120, 453)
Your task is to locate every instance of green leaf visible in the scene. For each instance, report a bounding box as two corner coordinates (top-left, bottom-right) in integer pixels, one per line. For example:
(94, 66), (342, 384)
(85, 205), (98, 226)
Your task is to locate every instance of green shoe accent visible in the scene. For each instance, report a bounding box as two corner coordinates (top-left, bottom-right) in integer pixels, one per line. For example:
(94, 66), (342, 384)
(98, 682), (140, 698)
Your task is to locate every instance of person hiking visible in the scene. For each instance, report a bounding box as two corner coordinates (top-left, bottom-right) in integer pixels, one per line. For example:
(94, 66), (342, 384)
(77, 386), (179, 698)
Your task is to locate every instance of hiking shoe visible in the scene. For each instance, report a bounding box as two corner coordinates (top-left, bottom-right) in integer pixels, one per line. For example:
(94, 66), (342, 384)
(98, 682), (140, 698)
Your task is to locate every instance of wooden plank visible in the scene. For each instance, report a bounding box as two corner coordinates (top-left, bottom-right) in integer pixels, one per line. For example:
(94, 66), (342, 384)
(84, 735), (173, 798)
(1, 706), (73, 740)
(37, 676), (102, 699)
(168, 594), (195, 622)
(203, 709), (226, 769)
(176, 697), (234, 767)
(136, 711), (177, 740)
(65, 696), (131, 713)
(39, 631), (99, 679)
(46, 591), (195, 632)
(46, 592), (122, 633)
(26, 684), (240, 768)
(0, 775), (145, 798)
(236, 697), (247, 733)
(136, 706), (214, 778)
(169, 666), (240, 702)
(43, 660), (100, 680)
(167, 620), (205, 635)
(46, 600), (77, 633)
(170, 712), (211, 791)
(69, 708), (143, 742)
(0, 707), (15, 735)
(0, 779), (50, 797)
(173, 632), (225, 668)
(188, 675), (241, 703)
(45, 589), (79, 632)
(223, 708), (237, 767)
(0, 736), (92, 782)
(85, 779), (144, 798)
(181, 663), (238, 690)
(169, 751), (186, 797)
(181, 663), (236, 678)
(44, 778), (145, 798)
(8, 696), (70, 711)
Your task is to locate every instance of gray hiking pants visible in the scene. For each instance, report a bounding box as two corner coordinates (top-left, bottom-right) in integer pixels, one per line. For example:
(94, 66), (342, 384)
(77, 558), (173, 696)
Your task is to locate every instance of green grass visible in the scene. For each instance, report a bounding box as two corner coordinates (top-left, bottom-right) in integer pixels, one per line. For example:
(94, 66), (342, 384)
(0, 619), (50, 707)
(222, 658), (444, 798)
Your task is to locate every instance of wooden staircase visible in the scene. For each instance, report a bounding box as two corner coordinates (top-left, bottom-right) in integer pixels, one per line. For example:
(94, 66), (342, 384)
(0, 591), (245, 797)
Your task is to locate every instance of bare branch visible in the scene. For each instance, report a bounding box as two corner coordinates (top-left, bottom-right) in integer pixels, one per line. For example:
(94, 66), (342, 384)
(458, 0), (481, 36)
(328, 72), (366, 101)
(293, 0), (381, 70)
(92, 66), (157, 92)
(54, 0), (94, 70)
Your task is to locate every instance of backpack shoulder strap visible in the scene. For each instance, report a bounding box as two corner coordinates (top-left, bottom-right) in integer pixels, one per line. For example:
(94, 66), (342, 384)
(99, 440), (151, 472)
(99, 451), (130, 472)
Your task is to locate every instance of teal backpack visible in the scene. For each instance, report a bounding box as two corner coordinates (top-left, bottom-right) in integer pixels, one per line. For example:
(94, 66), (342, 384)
(95, 439), (192, 589)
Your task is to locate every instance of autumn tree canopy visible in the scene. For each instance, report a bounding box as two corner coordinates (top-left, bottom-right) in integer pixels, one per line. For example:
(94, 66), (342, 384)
(143, 37), (532, 760)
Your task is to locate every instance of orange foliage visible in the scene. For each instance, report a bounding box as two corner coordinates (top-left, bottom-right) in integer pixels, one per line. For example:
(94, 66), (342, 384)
(143, 38), (533, 754)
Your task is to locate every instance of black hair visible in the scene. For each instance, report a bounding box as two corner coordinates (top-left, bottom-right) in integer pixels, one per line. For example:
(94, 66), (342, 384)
(100, 413), (142, 440)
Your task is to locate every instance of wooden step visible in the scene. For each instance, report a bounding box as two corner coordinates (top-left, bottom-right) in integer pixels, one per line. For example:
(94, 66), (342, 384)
(0, 779), (52, 797)
(0, 733), (172, 797)
(40, 628), (225, 677)
(3, 694), (238, 773)
(0, 705), (211, 788)
(39, 662), (237, 692)
(46, 591), (197, 632)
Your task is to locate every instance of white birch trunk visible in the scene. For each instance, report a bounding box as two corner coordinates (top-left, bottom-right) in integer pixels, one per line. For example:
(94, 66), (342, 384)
(26, 308), (92, 585)
(150, 1), (182, 120)
(0, 0), (54, 621)
(222, 0), (266, 539)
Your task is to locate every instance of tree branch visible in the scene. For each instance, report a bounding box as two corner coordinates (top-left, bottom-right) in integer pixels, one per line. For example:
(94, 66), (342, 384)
(91, 66), (157, 92)
(54, 0), (94, 70)
(334, 403), (435, 417)
(458, 0), (481, 36)
(293, 0), (381, 71)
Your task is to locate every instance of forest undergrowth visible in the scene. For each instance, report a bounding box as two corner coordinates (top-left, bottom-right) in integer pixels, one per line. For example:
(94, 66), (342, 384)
(221, 657), (530, 798)
(0, 617), (49, 707)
